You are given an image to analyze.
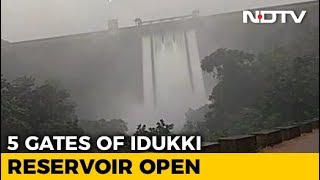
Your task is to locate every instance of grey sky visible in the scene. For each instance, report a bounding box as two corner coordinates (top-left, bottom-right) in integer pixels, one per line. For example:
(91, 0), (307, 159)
(1, 0), (310, 42)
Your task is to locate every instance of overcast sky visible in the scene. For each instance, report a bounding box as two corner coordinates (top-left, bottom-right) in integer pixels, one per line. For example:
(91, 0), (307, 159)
(1, 0), (311, 42)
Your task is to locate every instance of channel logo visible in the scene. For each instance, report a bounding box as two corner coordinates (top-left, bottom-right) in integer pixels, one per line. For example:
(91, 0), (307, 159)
(243, 10), (307, 24)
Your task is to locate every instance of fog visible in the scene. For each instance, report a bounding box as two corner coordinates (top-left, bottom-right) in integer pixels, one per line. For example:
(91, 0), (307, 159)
(1, 0), (310, 42)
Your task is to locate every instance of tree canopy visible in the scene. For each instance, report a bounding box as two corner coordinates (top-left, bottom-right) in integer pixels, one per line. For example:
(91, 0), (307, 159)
(185, 45), (319, 140)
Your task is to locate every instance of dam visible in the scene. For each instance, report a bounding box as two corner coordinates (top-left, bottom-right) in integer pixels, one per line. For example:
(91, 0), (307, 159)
(1, 1), (319, 130)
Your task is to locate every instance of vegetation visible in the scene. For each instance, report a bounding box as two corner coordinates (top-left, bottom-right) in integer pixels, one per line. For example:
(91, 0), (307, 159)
(1, 76), (83, 136)
(1, 74), (174, 152)
(184, 46), (319, 141)
(134, 119), (174, 136)
(1, 75), (131, 151)
(182, 21), (319, 141)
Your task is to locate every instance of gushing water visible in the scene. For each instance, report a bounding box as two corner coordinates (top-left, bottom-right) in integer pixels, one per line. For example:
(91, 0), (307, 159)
(126, 30), (207, 131)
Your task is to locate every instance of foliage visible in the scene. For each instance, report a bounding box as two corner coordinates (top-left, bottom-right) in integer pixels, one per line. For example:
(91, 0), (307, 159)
(182, 22), (320, 141)
(257, 53), (319, 122)
(134, 119), (174, 136)
(201, 48), (262, 130)
(185, 45), (319, 140)
(1, 75), (83, 138)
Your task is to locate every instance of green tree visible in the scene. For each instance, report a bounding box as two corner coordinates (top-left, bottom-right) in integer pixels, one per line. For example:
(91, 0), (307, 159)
(1, 76), (83, 138)
(31, 79), (82, 135)
(134, 119), (174, 136)
(1, 75), (30, 136)
(257, 50), (319, 122)
(196, 46), (319, 139)
(201, 48), (260, 129)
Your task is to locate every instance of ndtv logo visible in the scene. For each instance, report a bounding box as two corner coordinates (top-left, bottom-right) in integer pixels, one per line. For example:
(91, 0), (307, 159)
(243, 10), (307, 24)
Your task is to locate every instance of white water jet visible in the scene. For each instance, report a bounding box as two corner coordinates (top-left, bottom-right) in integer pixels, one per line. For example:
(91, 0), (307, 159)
(124, 30), (207, 131)
(138, 30), (207, 130)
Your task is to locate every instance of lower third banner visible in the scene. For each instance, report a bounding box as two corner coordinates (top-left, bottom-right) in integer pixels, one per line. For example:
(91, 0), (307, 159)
(1, 153), (319, 180)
